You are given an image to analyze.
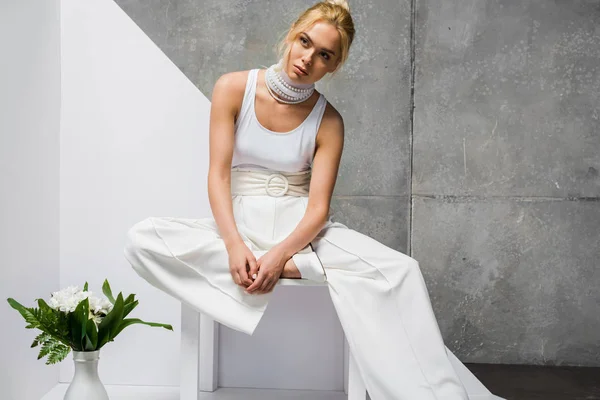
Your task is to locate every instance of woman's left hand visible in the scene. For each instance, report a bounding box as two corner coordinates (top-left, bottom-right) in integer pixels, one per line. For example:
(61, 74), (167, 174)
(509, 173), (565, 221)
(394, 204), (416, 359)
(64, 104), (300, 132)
(245, 247), (287, 295)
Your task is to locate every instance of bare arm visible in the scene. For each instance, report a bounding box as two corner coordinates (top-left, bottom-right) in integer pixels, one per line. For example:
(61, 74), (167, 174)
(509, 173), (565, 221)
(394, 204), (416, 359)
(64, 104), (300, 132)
(208, 72), (258, 288)
(275, 105), (345, 260)
(207, 72), (244, 250)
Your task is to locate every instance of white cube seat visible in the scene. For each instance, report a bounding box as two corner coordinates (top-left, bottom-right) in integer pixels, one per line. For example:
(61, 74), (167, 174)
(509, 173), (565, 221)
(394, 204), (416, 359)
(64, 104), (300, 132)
(180, 278), (367, 399)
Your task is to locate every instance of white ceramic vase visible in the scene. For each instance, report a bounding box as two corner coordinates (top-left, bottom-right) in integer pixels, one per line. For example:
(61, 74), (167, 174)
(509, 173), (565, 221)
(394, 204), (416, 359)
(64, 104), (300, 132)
(64, 350), (109, 400)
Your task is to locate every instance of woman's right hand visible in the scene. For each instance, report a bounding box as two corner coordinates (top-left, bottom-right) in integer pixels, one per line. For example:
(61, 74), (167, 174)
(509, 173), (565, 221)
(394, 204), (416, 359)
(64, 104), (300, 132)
(226, 240), (257, 288)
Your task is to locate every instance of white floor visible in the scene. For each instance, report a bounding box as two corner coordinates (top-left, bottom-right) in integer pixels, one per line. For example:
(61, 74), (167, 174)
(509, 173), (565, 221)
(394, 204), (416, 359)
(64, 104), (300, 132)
(41, 384), (348, 399)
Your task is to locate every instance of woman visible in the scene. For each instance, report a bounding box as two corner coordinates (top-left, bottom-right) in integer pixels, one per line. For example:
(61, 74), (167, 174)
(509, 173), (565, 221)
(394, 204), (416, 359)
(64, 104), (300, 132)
(124, 1), (504, 399)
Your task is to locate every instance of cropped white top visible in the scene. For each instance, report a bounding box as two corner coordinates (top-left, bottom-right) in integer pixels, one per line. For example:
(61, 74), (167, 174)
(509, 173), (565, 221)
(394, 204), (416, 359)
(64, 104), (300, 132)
(231, 68), (327, 173)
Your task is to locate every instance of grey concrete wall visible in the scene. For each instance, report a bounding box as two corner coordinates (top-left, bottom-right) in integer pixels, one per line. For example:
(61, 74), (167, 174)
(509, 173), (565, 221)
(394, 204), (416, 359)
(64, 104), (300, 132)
(413, 0), (600, 366)
(116, 0), (600, 366)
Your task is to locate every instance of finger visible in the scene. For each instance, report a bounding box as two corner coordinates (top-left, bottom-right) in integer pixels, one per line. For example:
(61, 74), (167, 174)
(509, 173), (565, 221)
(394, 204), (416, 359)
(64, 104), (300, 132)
(237, 262), (252, 286)
(261, 281), (273, 294)
(243, 269), (253, 287)
(239, 266), (253, 287)
(237, 273), (247, 288)
(246, 256), (258, 284)
(267, 272), (282, 293)
(263, 281), (275, 295)
(266, 276), (280, 293)
(248, 258), (259, 281)
(231, 270), (241, 286)
(246, 271), (266, 293)
(259, 276), (271, 293)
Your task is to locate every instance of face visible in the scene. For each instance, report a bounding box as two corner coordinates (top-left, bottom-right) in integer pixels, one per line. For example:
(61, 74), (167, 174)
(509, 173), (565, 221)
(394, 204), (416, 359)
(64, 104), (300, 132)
(284, 21), (342, 84)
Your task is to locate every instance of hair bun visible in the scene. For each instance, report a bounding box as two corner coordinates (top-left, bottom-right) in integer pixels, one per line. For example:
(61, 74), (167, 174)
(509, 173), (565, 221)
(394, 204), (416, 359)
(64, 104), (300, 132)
(325, 0), (350, 12)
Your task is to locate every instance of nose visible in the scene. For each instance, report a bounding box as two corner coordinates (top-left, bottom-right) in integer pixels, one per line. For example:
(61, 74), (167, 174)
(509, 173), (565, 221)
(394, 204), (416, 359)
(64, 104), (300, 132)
(302, 52), (314, 66)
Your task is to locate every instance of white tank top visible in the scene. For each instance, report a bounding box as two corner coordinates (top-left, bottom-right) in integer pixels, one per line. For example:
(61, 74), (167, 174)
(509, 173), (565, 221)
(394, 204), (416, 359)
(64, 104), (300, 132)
(231, 68), (327, 173)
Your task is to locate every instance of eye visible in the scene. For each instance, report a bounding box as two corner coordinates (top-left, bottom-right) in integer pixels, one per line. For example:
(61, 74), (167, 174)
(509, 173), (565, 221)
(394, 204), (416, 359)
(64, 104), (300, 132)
(321, 52), (330, 60)
(300, 37), (308, 45)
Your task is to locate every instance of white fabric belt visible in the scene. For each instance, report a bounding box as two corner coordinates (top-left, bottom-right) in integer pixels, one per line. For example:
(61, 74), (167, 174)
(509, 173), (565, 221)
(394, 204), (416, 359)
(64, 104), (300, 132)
(230, 167), (311, 197)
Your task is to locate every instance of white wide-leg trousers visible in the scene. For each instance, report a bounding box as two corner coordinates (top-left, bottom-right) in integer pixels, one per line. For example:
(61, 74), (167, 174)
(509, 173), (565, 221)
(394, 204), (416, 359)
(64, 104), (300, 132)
(123, 170), (504, 400)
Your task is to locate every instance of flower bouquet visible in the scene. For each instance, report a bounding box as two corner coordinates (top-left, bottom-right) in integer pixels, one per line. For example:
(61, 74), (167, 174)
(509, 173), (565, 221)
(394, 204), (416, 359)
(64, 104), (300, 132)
(7, 279), (173, 399)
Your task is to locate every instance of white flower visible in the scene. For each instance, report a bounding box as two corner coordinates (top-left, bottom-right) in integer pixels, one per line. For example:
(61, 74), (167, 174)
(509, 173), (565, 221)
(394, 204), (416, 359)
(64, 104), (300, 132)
(48, 286), (113, 316)
(88, 294), (113, 315)
(90, 313), (104, 328)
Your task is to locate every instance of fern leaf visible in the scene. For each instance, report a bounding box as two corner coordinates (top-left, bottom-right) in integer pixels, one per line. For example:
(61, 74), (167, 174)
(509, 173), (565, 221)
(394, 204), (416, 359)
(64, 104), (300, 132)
(37, 335), (71, 365)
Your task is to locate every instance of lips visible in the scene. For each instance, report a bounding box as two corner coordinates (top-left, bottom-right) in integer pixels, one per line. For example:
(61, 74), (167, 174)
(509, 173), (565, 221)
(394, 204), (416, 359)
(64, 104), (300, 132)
(294, 65), (308, 75)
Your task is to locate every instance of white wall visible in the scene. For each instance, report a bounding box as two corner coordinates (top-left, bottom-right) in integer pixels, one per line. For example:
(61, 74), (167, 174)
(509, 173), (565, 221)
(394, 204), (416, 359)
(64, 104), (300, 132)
(59, 0), (344, 390)
(0, 1), (61, 399)
(59, 0), (208, 386)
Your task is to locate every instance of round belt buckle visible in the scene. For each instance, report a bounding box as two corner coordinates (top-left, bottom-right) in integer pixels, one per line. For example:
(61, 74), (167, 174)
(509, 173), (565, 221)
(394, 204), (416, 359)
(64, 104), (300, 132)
(265, 173), (289, 197)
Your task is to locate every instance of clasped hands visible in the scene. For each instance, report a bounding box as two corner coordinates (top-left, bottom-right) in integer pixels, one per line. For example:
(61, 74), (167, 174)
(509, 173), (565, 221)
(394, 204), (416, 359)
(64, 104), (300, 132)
(227, 241), (287, 295)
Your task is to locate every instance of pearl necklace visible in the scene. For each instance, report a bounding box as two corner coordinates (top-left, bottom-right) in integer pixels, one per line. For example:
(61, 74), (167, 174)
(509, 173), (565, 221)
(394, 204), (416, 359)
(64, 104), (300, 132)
(265, 60), (315, 104)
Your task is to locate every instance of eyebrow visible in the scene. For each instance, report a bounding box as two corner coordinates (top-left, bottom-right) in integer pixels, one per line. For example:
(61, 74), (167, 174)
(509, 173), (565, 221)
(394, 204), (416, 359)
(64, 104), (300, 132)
(302, 32), (336, 56)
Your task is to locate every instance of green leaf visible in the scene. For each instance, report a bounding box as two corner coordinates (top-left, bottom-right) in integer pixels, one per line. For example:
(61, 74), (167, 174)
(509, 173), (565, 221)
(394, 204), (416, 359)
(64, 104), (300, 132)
(108, 293), (125, 340)
(53, 308), (71, 339)
(124, 293), (135, 304)
(46, 344), (71, 365)
(7, 298), (70, 347)
(70, 298), (89, 350)
(80, 299), (89, 339)
(67, 312), (78, 350)
(36, 335), (71, 364)
(31, 332), (50, 348)
(97, 293), (124, 348)
(122, 300), (139, 319)
(102, 279), (116, 305)
(84, 336), (94, 351)
(83, 282), (88, 291)
(36, 300), (60, 334)
(36, 335), (71, 365)
(85, 319), (98, 350)
(112, 318), (174, 338)
(7, 298), (38, 326)
(38, 340), (52, 360)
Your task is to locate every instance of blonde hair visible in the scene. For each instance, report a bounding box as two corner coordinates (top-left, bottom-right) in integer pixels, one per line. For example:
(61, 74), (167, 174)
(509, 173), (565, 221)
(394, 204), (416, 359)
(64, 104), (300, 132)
(275, 0), (355, 78)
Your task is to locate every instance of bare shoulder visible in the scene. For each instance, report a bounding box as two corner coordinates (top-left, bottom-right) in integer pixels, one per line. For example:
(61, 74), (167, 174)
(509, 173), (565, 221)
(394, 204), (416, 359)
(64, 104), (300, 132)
(213, 70), (250, 99)
(316, 100), (345, 146)
(212, 70), (251, 119)
(322, 100), (344, 126)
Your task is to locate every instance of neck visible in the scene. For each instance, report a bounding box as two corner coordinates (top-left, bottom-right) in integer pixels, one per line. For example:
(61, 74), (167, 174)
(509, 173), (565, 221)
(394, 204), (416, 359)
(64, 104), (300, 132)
(265, 60), (315, 105)
(279, 59), (314, 88)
